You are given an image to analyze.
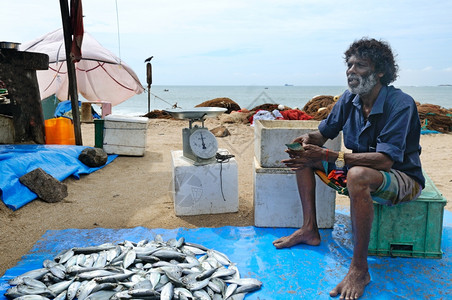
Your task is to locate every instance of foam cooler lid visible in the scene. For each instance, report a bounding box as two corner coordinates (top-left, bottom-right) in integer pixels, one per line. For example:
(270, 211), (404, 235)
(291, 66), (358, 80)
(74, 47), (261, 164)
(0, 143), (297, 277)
(104, 114), (149, 123)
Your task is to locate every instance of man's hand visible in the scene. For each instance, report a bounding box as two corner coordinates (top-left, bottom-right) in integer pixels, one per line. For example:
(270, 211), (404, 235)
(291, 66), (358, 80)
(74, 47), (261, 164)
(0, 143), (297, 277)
(292, 130), (328, 147)
(282, 144), (325, 170)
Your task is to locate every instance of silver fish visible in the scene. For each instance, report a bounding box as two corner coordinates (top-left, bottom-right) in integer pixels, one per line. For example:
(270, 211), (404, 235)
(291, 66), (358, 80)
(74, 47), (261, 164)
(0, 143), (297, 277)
(22, 277), (47, 289)
(47, 279), (74, 296)
(72, 243), (116, 254)
(13, 296), (51, 300)
(208, 249), (231, 266)
(193, 289), (211, 300)
(53, 290), (67, 300)
(173, 287), (194, 299)
(66, 280), (81, 300)
(186, 277), (210, 291)
(76, 279), (98, 300)
(55, 249), (74, 264)
(6, 236), (262, 300)
(122, 249), (136, 269)
(85, 290), (116, 300)
(8, 268), (49, 285)
(160, 282), (174, 300)
(224, 283), (237, 299)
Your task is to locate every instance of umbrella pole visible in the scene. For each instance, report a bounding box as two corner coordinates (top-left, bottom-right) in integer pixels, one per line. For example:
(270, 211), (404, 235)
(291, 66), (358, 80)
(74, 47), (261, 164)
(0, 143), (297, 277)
(59, 0), (83, 145)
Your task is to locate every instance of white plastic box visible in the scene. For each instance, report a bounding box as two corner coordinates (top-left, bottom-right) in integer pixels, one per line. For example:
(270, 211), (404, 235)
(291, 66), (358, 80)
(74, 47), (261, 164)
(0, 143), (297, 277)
(254, 120), (342, 168)
(253, 158), (336, 228)
(171, 150), (239, 216)
(103, 115), (149, 156)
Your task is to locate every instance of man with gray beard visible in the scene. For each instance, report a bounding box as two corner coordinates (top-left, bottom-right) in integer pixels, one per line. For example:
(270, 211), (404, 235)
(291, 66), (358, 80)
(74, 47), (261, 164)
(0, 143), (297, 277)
(273, 38), (424, 299)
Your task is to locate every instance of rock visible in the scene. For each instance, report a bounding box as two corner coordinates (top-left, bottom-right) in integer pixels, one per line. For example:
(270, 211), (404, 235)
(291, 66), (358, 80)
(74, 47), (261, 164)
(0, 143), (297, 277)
(210, 126), (231, 137)
(78, 147), (108, 167)
(19, 168), (68, 203)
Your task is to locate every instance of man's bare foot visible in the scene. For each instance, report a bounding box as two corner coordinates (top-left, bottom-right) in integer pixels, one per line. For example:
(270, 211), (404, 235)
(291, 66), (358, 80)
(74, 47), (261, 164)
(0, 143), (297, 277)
(273, 227), (321, 248)
(329, 266), (371, 299)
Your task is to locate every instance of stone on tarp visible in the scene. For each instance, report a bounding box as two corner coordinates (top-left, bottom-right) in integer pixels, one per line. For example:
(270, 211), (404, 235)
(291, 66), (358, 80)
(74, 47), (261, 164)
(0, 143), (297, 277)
(19, 168), (68, 203)
(78, 147), (108, 167)
(210, 126), (231, 137)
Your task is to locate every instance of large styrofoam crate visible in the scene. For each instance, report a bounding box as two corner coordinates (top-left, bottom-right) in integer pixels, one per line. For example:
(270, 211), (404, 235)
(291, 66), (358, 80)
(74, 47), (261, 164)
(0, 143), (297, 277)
(369, 171), (446, 258)
(171, 150), (239, 216)
(253, 158), (336, 228)
(254, 120), (342, 168)
(103, 115), (149, 156)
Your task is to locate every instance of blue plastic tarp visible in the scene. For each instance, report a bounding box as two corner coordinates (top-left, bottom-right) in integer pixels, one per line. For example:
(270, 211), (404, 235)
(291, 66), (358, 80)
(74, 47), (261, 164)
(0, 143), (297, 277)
(0, 144), (117, 210)
(1, 209), (451, 299)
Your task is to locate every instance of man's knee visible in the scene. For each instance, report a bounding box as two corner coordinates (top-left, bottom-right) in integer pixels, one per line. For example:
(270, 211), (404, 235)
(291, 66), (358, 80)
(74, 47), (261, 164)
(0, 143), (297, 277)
(346, 166), (383, 192)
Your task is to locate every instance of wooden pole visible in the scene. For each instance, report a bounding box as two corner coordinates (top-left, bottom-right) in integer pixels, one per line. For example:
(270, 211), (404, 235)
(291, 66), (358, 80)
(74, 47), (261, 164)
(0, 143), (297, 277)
(59, 0), (83, 145)
(146, 62), (152, 113)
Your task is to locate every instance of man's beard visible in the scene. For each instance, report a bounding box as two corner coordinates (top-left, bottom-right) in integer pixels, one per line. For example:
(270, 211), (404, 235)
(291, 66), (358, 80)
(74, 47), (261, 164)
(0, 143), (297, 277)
(348, 72), (378, 95)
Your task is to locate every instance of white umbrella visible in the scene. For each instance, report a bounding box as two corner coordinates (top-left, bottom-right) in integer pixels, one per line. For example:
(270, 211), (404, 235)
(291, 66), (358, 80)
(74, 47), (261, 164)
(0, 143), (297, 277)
(20, 28), (144, 106)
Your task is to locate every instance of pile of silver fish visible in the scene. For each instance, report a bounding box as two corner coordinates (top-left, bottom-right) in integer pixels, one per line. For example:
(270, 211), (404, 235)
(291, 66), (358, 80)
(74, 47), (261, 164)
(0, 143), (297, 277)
(5, 235), (262, 299)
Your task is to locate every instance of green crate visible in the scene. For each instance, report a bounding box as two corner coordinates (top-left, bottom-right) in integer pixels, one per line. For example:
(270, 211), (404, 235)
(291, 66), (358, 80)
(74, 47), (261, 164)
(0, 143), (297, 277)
(368, 171), (446, 258)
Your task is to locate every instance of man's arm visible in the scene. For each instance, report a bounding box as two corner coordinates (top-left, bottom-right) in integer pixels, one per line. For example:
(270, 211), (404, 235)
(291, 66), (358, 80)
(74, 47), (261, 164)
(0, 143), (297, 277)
(328, 151), (394, 172)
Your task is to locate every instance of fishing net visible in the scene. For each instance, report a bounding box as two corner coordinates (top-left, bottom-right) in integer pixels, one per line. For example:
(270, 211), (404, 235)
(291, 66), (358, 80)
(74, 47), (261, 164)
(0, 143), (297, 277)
(196, 97), (241, 114)
(249, 103), (280, 112)
(302, 95), (338, 120)
(416, 103), (452, 133)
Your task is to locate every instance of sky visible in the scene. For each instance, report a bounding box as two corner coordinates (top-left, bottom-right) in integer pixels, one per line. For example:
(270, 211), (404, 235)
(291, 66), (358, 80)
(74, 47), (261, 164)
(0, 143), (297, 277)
(1, 0), (452, 86)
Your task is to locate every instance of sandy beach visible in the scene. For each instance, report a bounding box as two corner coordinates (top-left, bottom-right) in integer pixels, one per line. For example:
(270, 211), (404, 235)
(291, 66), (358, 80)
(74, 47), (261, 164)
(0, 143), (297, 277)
(1, 117), (451, 277)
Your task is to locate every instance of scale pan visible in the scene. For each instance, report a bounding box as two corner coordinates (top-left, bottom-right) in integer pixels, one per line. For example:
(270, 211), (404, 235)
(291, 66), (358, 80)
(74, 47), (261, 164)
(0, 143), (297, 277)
(164, 107), (227, 120)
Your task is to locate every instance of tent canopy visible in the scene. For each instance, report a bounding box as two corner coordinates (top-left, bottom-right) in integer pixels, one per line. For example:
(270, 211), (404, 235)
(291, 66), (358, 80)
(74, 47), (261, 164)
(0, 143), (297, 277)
(21, 29), (144, 106)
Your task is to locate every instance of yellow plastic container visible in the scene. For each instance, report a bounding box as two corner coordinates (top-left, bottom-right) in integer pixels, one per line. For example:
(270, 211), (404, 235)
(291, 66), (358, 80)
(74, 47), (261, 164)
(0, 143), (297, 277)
(45, 117), (76, 145)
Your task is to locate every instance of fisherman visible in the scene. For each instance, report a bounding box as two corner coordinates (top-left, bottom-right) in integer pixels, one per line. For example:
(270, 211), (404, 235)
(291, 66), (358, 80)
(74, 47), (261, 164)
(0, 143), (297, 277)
(273, 37), (425, 299)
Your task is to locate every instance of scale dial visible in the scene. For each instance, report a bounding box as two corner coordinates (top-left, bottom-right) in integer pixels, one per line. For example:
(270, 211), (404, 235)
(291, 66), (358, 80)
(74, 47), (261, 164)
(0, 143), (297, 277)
(189, 128), (218, 159)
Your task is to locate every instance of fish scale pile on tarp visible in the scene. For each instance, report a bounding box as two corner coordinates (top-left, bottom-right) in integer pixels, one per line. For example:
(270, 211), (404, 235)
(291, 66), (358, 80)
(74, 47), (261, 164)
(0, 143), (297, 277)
(3, 235), (261, 300)
(1, 215), (451, 299)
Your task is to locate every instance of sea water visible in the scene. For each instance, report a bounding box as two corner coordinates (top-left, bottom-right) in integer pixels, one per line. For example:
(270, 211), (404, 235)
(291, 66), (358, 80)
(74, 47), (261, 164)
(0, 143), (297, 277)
(113, 85), (452, 116)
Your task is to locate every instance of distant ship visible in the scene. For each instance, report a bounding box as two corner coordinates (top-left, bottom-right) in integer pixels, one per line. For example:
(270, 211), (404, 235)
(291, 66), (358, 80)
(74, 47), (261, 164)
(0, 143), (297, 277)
(284, 84), (294, 86)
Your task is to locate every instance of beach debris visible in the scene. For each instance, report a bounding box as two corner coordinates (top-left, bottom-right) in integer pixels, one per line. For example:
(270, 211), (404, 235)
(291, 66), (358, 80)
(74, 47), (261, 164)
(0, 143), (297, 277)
(78, 147), (108, 167)
(19, 168), (68, 203)
(210, 126), (231, 138)
(5, 236), (262, 299)
(196, 98), (241, 114)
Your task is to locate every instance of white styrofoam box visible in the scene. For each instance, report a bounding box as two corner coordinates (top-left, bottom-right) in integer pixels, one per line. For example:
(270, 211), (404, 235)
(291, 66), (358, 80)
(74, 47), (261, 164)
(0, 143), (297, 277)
(171, 150), (239, 216)
(253, 158), (336, 228)
(103, 115), (149, 156)
(254, 120), (342, 168)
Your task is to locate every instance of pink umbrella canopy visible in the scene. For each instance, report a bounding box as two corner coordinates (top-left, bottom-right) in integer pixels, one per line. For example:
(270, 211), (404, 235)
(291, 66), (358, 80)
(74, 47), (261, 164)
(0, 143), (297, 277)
(21, 29), (144, 106)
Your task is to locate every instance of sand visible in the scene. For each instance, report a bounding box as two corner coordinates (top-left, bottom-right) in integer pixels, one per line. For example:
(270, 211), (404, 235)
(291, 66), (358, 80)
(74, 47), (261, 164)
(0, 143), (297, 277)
(1, 117), (451, 276)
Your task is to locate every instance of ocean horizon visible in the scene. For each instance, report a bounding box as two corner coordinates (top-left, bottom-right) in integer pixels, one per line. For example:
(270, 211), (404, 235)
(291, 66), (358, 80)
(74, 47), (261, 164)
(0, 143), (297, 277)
(113, 85), (451, 116)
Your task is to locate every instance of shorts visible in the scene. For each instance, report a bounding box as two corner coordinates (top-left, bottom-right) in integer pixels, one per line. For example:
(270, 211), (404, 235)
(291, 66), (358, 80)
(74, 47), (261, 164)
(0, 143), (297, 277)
(371, 169), (422, 206)
(321, 162), (422, 206)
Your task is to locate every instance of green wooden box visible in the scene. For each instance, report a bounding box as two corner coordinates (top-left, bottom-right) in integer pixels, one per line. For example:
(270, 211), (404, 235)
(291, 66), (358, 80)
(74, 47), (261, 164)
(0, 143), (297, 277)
(368, 172), (446, 258)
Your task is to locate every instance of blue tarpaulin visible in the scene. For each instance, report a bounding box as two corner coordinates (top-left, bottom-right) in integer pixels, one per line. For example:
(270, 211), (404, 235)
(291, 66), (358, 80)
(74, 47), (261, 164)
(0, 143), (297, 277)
(1, 209), (451, 299)
(0, 145), (117, 210)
